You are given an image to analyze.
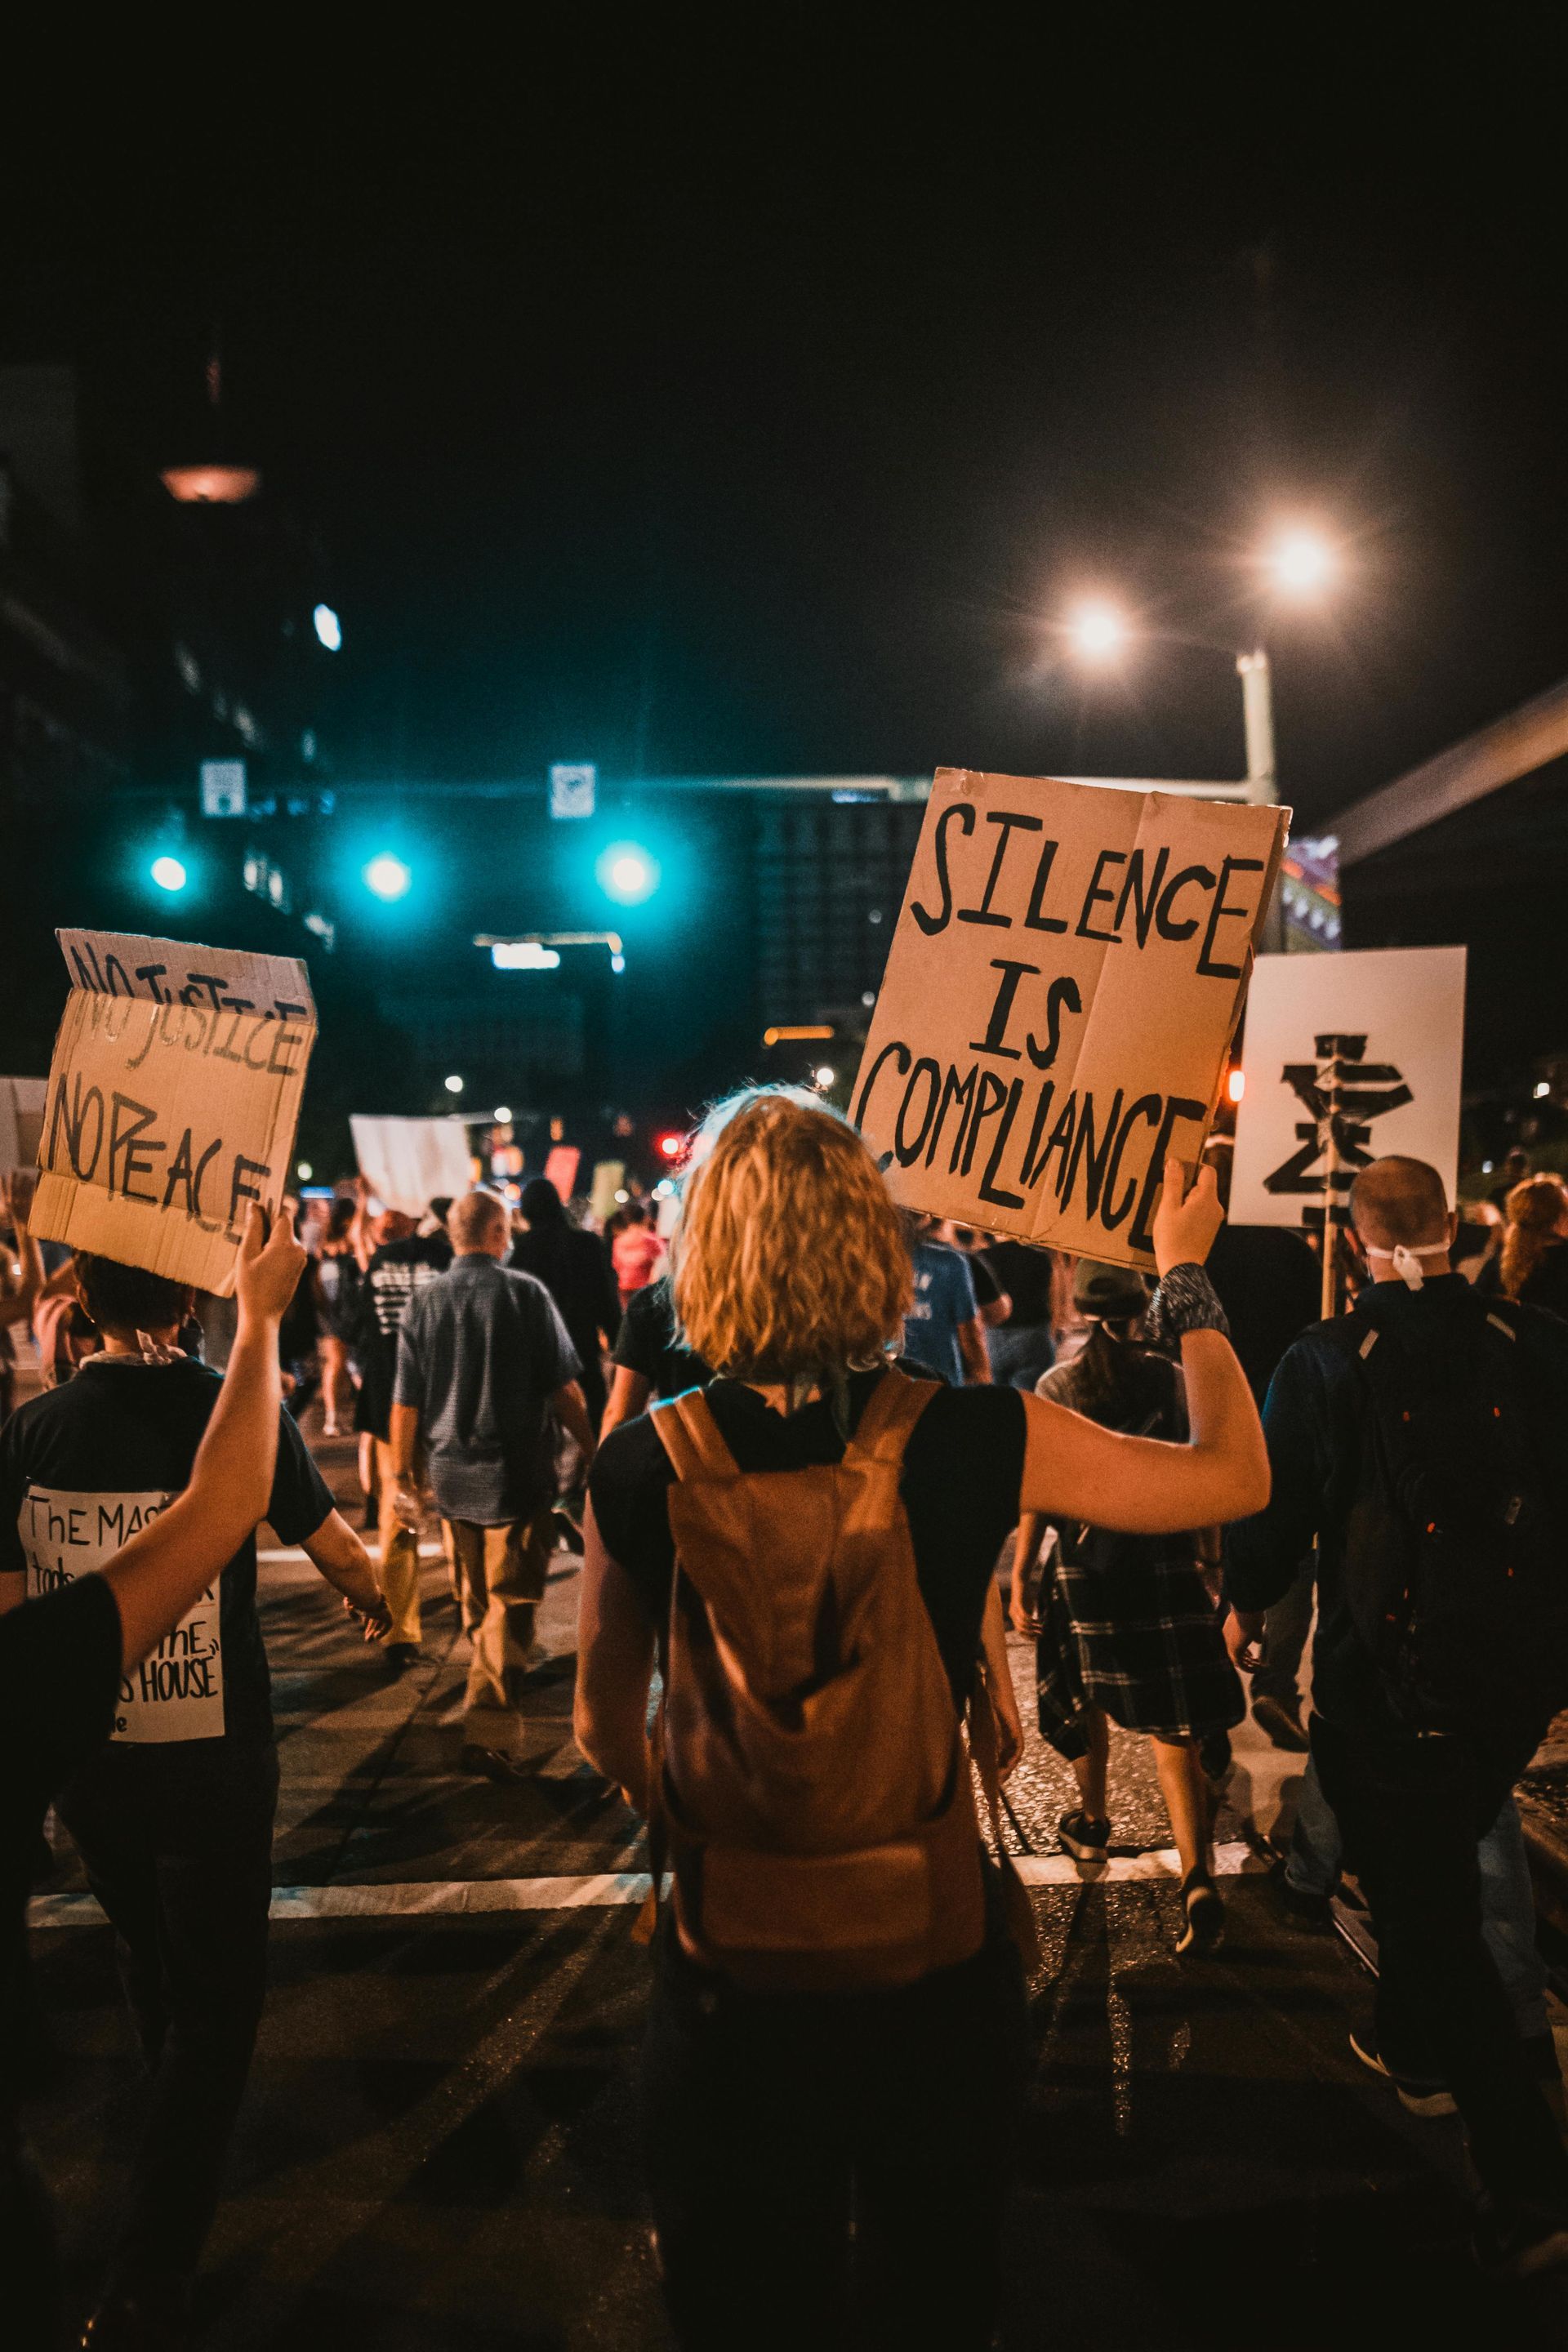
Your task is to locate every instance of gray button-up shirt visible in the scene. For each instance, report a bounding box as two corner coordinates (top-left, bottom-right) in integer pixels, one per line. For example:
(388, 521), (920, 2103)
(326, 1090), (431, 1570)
(394, 1255), (581, 1525)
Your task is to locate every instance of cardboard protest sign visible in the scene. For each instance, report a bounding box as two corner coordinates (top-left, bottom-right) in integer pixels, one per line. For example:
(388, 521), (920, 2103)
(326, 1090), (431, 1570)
(590, 1160), (626, 1223)
(18, 1483), (224, 1742)
(0, 1077), (47, 1176)
(350, 1116), (474, 1218)
(545, 1144), (581, 1202)
(853, 770), (1289, 1268)
(31, 930), (317, 1295)
(1230, 947), (1465, 1232)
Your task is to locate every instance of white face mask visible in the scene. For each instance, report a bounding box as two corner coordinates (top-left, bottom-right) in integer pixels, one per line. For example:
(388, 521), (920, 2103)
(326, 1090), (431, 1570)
(1365, 1240), (1450, 1293)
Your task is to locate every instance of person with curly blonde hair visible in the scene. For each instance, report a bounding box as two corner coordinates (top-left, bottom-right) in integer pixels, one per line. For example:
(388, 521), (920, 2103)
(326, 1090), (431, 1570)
(575, 1085), (1267, 2350)
(1501, 1173), (1568, 1317)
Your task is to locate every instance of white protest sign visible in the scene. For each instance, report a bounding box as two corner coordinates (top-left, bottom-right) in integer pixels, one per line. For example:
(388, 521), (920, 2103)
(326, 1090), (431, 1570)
(19, 1483), (225, 1742)
(1231, 947), (1466, 1231)
(31, 931), (317, 1295)
(0, 1076), (47, 1174)
(350, 1116), (474, 1218)
(853, 770), (1289, 1268)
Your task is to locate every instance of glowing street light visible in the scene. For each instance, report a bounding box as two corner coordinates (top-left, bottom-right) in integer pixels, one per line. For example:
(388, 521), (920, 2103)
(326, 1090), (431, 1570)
(313, 603), (343, 651)
(596, 842), (661, 906)
(1067, 600), (1128, 661)
(363, 853), (412, 902)
(814, 1065), (837, 1089)
(1266, 528), (1335, 596)
(494, 1104), (514, 1122)
(150, 854), (189, 893)
(444, 1074), (464, 1095)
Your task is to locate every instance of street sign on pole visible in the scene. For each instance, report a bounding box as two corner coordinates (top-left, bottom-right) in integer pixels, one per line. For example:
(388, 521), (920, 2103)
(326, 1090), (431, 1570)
(550, 763), (596, 820)
(200, 760), (247, 817)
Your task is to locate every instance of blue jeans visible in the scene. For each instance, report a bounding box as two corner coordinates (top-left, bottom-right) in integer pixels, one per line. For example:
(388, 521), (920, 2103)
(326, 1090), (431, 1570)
(1285, 1753), (1549, 2042)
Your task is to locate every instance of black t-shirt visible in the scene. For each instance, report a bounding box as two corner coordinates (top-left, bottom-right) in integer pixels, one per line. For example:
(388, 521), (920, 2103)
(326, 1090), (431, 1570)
(1518, 1240), (1568, 1322)
(2, 1575), (122, 2103)
(0, 1357), (332, 1755)
(982, 1240), (1056, 1330)
(589, 1371), (1027, 1706)
(1204, 1221), (1323, 1406)
(509, 1224), (623, 1367)
(612, 1275), (712, 1399)
(354, 1234), (453, 1439)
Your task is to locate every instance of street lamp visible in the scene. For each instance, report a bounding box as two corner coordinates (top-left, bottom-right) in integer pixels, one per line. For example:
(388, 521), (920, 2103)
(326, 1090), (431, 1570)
(1067, 600), (1128, 662)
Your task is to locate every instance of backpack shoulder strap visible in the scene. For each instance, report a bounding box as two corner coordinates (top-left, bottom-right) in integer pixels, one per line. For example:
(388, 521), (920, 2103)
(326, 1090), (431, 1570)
(842, 1368), (942, 1467)
(649, 1388), (741, 1484)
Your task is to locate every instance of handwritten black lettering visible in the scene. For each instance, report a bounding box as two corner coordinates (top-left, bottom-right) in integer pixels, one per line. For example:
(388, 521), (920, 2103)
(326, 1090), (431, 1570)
(969, 960), (1038, 1059)
(1076, 849), (1125, 942)
(1022, 839), (1068, 933)
(909, 803), (976, 936)
(978, 1076), (1027, 1210)
(956, 811), (1042, 929)
(1196, 856), (1263, 981)
(1025, 974), (1082, 1071)
(1112, 847), (1172, 948)
(1155, 864), (1214, 942)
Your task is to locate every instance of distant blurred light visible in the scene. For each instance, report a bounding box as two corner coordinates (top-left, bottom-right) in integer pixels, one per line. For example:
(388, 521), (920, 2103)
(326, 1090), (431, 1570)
(494, 1105), (513, 1123)
(655, 1131), (685, 1161)
(363, 853), (412, 901)
(614, 1187), (630, 1205)
(814, 1066), (837, 1089)
(313, 603), (342, 651)
(1534, 1080), (1551, 1099)
(862, 991), (876, 1008)
(491, 941), (560, 970)
(1268, 529), (1334, 595)
(444, 1074), (464, 1095)
(653, 1178), (675, 1199)
(150, 854), (188, 893)
(296, 1161), (313, 1181)
(1227, 1067), (1246, 1104)
(610, 952), (626, 973)
(1067, 600), (1127, 660)
(1482, 1159), (1494, 1174)
(161, 464), (260, 504)
(597, 842), (660, 905)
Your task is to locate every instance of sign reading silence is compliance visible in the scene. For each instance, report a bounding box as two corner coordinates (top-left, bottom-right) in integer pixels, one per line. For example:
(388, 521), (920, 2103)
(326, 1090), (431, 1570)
(853, 770), (1290, 1270)
(31, 929), (318, 1295)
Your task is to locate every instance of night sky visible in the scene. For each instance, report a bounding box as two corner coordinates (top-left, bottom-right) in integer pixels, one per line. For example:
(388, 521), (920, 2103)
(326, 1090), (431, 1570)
(7, 38), (1568, 834)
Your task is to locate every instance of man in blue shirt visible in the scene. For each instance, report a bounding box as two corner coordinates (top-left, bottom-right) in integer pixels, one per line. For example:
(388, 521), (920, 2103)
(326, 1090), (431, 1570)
(901, 1219), (990, 1387)
(1228, 1156), (1568, 2278)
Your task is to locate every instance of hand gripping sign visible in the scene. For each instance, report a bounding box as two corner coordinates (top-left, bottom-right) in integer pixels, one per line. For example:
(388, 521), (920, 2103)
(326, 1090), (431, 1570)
(30, 929), (318, 1295)
(853, 771), (1289, 1270)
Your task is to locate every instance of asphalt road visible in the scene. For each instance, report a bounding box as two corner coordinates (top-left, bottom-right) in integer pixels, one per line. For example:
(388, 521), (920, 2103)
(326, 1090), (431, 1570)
(25, 1421), (1568, 2348)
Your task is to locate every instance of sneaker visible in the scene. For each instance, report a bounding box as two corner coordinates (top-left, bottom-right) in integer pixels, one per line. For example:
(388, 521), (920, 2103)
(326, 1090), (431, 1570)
(1250, 1694), (1310, 1752)
(1348, 2029), (1457, 2117)
(1057, 1810), (1110, 1864)
(1473, 2196), (1568, 2280)
(1176, 1872), (1224, 1956)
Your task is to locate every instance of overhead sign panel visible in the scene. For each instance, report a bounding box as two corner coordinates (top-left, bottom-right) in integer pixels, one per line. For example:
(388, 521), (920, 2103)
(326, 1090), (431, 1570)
(853, 768), (1289, 1268)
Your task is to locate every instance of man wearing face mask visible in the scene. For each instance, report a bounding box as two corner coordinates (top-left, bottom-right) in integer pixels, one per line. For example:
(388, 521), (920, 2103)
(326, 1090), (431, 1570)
(1227, 1156), (1568, 2281)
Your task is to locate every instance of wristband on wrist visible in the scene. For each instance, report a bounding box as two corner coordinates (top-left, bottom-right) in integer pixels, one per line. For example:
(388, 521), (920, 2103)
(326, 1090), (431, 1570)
(1145, 1263), (1230, 1355)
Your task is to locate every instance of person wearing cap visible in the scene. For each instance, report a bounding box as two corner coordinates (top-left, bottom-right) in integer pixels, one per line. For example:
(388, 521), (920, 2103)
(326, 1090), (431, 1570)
(1010, 1257), (1244, 1955)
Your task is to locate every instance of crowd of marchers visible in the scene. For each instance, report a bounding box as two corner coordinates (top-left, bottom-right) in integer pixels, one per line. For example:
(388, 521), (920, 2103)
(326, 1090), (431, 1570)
(4, 1118), (1568, 2347)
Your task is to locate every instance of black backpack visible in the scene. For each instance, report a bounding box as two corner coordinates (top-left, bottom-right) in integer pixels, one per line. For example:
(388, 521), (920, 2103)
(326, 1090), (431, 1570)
(1330, 1290), (1568, 1735)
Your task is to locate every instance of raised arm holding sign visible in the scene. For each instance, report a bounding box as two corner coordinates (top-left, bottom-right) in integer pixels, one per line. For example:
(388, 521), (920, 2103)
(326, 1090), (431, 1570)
(853, 770), (1289, 1267)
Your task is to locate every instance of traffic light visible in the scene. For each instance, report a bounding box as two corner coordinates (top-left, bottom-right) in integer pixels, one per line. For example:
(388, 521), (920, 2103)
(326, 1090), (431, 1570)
(149, 854), (189, 893)
(596, 841), (660, 906)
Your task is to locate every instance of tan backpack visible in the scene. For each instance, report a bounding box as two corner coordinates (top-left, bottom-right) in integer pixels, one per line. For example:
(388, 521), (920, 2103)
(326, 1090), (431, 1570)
(644, 1369), (992, 1993)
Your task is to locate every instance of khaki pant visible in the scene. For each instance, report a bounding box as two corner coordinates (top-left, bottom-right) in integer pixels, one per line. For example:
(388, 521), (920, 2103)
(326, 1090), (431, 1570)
(373, 1436), (424, 1646)
(443, 1512), (555, 1738)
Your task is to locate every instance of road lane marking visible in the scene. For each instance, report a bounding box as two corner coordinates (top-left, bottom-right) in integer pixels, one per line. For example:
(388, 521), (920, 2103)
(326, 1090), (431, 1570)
(31, 1843), (1260, 1928)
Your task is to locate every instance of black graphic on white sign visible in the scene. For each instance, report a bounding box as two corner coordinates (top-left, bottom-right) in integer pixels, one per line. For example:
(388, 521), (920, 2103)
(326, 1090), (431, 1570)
(1263, 1031), (1414, 1231)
